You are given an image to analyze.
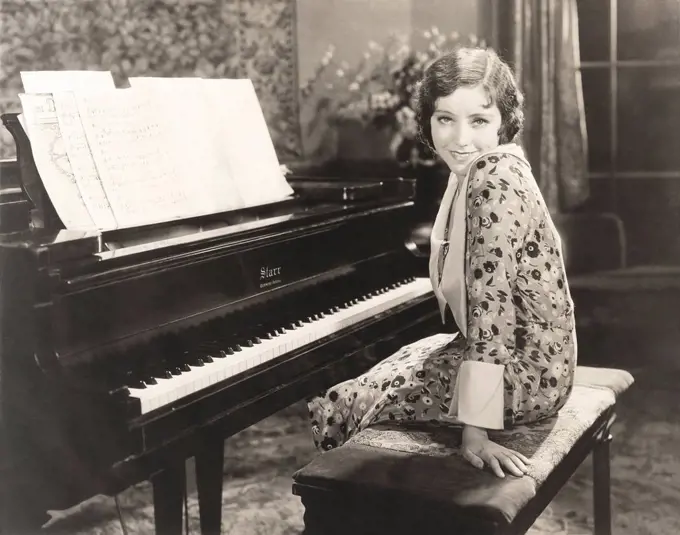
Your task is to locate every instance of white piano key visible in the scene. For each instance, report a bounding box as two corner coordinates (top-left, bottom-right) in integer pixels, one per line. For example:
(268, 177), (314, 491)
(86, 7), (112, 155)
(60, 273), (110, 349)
(129, 277), (433, 414)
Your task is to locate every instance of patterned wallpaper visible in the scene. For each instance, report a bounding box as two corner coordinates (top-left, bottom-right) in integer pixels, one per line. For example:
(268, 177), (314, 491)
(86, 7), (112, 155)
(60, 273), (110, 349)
(0, 0), (301, 161)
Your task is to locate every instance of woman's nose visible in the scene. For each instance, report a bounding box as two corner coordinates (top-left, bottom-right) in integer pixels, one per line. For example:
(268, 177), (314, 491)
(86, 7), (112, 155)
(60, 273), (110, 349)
(451, 123), (472, 147)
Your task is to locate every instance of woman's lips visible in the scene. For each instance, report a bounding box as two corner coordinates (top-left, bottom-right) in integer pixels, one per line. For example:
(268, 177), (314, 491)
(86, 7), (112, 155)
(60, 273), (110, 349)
(450, 150), (477, 162)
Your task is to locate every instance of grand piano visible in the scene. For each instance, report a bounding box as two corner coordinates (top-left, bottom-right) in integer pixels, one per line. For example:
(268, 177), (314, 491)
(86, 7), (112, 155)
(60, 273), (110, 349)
(0, 112), (440, 534)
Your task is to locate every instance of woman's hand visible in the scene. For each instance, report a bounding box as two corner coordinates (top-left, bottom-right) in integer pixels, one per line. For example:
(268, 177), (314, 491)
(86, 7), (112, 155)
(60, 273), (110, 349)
(461, 425), (531, 478)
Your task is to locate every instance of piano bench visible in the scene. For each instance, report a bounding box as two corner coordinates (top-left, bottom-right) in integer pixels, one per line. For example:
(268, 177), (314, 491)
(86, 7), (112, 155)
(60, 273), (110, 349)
(292, 366), (634, 535)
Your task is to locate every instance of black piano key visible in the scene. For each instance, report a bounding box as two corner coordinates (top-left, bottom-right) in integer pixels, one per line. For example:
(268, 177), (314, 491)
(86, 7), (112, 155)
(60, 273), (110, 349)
(204, 349), (226, 359)
(180, 349), (207, 367)
(122, 356), (153, 388)
(202, 320), (256, 354)
(153, 369), (174, 379)
(142, 336), (188, 379)
(126, 377), (146, 389)
(200, 340), (229, 359)
(109, 385), (131, 398)
(162, 359), (186, 377)
(190, 343), (218, 362)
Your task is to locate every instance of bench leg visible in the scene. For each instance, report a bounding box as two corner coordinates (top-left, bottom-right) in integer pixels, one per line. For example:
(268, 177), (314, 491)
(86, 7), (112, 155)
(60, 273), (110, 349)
(593, 422), (614, 535)
(301, 495), (336, 535)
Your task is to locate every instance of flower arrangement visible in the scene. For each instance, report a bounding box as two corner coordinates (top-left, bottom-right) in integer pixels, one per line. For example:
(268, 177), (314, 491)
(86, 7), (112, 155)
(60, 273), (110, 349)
(300, 27), (484, 168)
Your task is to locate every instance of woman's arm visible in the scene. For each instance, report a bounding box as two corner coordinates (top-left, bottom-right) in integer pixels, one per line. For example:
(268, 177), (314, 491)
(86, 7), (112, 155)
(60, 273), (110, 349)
(456, 155), (533, 428)
(458, 155), (535, 476)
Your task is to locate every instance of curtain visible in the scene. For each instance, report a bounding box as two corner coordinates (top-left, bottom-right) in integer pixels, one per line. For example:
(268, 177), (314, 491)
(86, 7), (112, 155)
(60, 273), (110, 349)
(508, 0), (589, 213)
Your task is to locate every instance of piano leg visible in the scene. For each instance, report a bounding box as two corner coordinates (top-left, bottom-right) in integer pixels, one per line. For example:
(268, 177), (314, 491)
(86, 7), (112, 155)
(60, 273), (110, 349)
(195, 437), (226, 535)
(151, 463), (186, 535)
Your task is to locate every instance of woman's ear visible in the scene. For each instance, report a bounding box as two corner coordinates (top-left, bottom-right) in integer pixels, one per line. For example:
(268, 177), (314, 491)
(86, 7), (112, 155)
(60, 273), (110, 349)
(498, 120), (520, 145)
(497, 125), (510, 145)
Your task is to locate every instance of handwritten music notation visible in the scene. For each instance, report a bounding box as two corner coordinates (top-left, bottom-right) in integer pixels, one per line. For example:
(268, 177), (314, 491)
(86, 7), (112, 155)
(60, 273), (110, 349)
(18, 93), (96, 230)
(16, 70), (294, 231)
(53, 91), (118, 229)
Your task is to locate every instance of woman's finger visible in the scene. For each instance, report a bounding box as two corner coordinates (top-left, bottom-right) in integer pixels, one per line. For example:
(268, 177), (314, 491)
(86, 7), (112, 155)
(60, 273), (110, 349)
(507, 448), (532, 464)
(499, 454), (524, 477)
(486, 455), (505, 478)
(508, 453), (528, 473)
(462, 448), (485, 470)
(498, 448), (528, 473)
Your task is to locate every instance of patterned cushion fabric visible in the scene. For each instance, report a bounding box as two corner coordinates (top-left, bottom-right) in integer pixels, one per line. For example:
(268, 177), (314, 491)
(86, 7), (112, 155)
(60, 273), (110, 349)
(293, 366), (634, 525)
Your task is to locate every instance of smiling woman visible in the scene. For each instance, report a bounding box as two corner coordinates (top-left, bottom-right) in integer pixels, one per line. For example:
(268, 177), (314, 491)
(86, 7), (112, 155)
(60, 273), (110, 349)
(428, 86), (502, 175)
(416, 47), (525, 175)
(307, 46), (578, 481)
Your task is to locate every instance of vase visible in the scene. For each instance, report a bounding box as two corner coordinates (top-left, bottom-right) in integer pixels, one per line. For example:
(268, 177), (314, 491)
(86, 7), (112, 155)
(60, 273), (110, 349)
(335, 118), (394, 161)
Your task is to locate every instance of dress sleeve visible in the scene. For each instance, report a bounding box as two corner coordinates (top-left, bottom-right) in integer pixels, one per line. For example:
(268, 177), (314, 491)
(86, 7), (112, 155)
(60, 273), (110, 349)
(455, 156), (533, 429)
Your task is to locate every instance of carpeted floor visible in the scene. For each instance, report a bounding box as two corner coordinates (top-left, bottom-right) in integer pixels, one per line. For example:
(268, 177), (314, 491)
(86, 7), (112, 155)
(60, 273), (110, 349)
(40, 364), (680, 535)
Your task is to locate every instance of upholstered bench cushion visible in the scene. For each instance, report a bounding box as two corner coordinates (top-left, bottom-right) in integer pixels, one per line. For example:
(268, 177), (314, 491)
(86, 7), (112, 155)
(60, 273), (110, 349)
(293, 366), (634, 527)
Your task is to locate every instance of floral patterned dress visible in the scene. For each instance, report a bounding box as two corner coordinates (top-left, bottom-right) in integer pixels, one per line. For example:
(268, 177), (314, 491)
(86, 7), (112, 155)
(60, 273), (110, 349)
(308, 151), (577, 451)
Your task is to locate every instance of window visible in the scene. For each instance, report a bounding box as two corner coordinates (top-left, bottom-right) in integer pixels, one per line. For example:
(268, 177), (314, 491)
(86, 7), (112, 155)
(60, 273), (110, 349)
(577, 0), (680, 179)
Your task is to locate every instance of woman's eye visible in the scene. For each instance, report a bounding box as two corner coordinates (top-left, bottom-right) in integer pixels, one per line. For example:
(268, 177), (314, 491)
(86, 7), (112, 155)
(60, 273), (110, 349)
(437, 116), (452, 124)
(473, 118), (489, 126)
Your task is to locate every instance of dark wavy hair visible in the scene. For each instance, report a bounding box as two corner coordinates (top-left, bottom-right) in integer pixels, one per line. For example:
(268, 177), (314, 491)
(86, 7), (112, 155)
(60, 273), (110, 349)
(414, 47), (524, 150)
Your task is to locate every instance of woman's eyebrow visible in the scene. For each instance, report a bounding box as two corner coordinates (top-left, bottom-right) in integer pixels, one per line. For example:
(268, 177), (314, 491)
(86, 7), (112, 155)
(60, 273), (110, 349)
(433, 105), (495, 116)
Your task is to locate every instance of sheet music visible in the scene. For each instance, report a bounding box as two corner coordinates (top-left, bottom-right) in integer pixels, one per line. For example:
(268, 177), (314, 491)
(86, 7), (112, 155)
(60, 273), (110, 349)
(18, 93), (96, 229)
(204, 79), (294, 207)
(52, 91), (118, 229)
(74, 88), (201, 228)
(128, 76), (245, 213)
(19, 69), (116, 171)
(20, 70), (115, 93)
(14, 73), (293, 231)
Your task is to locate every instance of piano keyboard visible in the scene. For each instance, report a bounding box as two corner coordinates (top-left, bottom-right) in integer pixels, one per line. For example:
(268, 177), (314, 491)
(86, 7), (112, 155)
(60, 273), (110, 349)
(128, 276), (433, 414)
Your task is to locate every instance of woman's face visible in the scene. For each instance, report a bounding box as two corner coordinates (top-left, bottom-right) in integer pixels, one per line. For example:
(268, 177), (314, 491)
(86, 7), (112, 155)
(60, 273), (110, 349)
(430, 84), (503, 177)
